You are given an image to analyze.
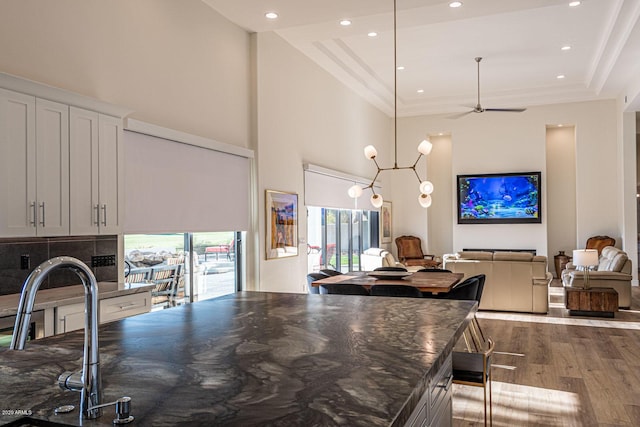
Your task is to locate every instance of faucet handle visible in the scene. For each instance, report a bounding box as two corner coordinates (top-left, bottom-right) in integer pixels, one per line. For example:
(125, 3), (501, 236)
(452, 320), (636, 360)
(58, 371), (83, 392)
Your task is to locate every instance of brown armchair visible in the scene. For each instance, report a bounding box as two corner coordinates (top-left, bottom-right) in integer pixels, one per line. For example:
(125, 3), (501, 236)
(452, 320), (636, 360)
(395, 235), (440, 268)
(586, 235), (615, 255)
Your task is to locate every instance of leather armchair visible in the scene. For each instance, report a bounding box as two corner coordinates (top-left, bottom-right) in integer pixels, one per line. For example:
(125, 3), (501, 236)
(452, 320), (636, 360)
(395, 236), (440, 268)
(562, 246), (631, 308)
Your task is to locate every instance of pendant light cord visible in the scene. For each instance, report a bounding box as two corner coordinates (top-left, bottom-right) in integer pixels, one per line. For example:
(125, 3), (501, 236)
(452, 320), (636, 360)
(393, 0), (398, 168)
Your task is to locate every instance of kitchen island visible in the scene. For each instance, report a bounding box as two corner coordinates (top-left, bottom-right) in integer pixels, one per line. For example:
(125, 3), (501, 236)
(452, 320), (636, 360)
(0, 292), (475, 426)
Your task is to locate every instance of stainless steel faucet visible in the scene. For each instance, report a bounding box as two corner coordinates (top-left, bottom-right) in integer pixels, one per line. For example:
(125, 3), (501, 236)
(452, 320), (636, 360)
(10, 256), (103, 420)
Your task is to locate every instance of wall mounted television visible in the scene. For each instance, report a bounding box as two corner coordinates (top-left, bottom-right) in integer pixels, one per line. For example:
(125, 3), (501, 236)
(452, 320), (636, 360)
(457, 171), (541, 224)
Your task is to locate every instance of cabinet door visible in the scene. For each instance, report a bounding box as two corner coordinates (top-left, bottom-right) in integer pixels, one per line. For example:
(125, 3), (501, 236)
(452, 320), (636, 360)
(69, 107), (99, 235)
(55, 302), (85, 334)
(35, 98), (69, 236)
(97, 114), (123, 234)
(0, 88), (36, 237)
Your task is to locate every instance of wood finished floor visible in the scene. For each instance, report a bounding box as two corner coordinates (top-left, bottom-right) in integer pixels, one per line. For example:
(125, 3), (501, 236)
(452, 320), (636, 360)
(452, 282), (640, 427)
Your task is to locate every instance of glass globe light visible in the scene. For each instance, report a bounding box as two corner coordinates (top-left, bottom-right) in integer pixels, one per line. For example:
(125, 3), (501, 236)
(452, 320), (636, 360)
(418, 194), (432, 208)
(348, 184), (363, 198)
(419, 180), (434, 195)
(417, 139), (433, 155)
(370, 193), (384, 208)
(364, 145), (378, 159)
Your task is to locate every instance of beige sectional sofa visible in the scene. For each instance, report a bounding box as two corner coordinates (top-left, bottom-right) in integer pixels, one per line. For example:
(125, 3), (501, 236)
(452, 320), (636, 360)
(561, 246), (632, 308)
(443, 251), (552, 313)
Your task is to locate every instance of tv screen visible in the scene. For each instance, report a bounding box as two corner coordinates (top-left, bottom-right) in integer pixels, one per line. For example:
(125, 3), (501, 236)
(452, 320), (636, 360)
(457, 172), (541, 224)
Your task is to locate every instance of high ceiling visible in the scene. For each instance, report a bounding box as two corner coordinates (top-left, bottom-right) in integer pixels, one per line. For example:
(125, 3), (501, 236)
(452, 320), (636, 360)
(203, 0), (640, 117)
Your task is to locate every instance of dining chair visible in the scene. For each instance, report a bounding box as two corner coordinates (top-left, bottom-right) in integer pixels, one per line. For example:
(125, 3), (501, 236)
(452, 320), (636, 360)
(453, 338), (495, 426)
(125, 267), (151, 283)
(472, 274), (487, 342)
(306, 273), (327, 294)
(149, 264), (183, 308)
(370, 284), (422, 298)
(373, 266), (408, 272)
(320, 284), (370, 295)
(434, 275), (480, 301)
(319, 268), (343, 277)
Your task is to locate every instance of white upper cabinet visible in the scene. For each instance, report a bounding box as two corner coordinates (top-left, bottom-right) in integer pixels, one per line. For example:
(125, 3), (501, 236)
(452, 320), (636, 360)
(0, 88), (69, 237)
(69, 107), (123, 235)
(36, 98), (70, 236)
(0, 73), (128, 238)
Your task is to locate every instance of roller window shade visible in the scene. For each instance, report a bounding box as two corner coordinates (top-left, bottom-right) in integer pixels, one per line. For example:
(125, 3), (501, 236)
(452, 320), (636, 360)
(124, 130), (249, 233)
(304, 167), (380, 210)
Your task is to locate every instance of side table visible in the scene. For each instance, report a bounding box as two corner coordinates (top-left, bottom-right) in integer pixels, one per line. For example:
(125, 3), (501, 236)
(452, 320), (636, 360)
(565, 287), (618, 318)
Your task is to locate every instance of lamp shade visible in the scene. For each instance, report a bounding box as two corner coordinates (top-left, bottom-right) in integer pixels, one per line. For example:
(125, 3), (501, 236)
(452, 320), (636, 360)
(418, 194), (432, 208)
(419, 180), (434, 195)
(417, 139), (433, 155)
(364, 145), (378, 159)
(370, 193), (383, 208)
(348, 184), (363, 198)
(572, 249), (599, 267)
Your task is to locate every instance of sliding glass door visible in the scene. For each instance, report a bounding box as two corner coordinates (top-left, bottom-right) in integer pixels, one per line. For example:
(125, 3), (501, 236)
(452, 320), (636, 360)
(124, 231), (240, 310)
(307, 207), (379, 273)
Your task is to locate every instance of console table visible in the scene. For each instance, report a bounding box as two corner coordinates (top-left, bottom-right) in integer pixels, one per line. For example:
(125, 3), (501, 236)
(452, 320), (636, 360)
(565, 287), (618, 317)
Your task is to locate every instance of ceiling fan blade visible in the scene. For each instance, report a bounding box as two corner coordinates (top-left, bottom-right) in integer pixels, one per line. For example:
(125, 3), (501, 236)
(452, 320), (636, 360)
(483, 108), (527, 112)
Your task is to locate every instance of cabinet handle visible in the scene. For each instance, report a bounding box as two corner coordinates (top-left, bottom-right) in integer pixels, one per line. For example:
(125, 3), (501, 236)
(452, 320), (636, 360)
(101, 204), (107, 226)
(30, 201), (37, 227)
(94, 204), (100, 226)
(39, 202), (45, 227)
(118, 302), (137, 310)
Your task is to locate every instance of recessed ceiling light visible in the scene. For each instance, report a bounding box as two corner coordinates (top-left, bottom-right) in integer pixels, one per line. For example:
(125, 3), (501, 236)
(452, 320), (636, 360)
(569, 1), (581, 7)
(561, 45), (571, 51)
(557, 74), (566, 79)
(558, 124), (564, 127)
(340, 19), (352, 26)
(368, 32), (378, 37)
(265, 12), (278, 19)
(397, 66), (405, 70)
(449, 1), (463, 7)
(417, 89), (424, 93)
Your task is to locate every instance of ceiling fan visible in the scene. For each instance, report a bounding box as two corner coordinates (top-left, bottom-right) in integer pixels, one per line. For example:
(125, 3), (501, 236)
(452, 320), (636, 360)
(452, 57), (527, 118)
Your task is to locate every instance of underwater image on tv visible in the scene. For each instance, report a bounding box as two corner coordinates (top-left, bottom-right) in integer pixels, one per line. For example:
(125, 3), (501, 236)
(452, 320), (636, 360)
(457, 172), (541, 224)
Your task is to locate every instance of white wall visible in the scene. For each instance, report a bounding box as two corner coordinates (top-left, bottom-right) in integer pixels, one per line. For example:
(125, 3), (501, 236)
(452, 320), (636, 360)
(395, 100), (619, 259)
(0, 0), (251, 148)
(546, 126), (577, 269)
(254, 32), (391, 293)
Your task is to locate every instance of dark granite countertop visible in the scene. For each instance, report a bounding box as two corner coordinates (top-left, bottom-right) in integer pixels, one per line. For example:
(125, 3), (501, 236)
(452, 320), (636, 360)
(0, 292), (475, 427)
(0, 282), (155, 318)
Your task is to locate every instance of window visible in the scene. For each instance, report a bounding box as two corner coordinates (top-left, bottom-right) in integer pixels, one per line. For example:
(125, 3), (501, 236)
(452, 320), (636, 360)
(307, 207), (378, 273)
(124, 232), (240, 310)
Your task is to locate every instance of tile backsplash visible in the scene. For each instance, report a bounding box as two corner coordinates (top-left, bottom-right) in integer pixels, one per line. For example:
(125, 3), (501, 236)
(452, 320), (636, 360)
(0, 235), (118, 296)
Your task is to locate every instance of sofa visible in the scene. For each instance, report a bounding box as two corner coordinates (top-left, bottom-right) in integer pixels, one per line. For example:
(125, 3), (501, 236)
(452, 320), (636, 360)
(361, 248), (400, 271)
(443, 251), (552, 313)
(561, 246), (632, 308)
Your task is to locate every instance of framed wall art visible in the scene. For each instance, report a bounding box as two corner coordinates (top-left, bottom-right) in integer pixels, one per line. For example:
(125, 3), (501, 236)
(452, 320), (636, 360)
(381, 200), (392, 243)
(265, 190), (298, 259)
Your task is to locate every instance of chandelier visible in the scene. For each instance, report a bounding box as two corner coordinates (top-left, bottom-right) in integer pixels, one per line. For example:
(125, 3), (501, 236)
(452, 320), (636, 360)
(348, 0), (434, 209)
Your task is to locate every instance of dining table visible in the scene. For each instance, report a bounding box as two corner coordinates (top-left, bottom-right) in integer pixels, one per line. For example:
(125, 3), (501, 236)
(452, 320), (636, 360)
(311, 271), (464, 294)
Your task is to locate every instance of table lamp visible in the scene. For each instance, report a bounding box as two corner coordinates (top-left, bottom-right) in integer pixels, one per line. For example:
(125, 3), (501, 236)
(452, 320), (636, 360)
(572, 249), (599, 289)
